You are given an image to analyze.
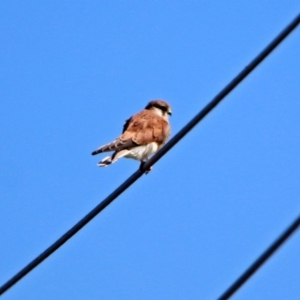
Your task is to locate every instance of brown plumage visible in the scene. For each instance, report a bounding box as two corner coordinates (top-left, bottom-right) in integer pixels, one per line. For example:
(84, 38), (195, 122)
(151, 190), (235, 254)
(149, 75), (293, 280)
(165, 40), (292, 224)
(91, 100), (172, 170)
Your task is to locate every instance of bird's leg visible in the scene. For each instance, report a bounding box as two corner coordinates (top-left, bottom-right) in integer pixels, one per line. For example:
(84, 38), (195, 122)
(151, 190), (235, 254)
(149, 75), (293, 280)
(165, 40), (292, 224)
(139, 161), (153, 174)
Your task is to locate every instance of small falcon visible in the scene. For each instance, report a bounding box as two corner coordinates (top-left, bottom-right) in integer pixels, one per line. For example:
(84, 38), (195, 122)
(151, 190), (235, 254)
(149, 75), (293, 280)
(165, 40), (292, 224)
(91, 100), (172, 172)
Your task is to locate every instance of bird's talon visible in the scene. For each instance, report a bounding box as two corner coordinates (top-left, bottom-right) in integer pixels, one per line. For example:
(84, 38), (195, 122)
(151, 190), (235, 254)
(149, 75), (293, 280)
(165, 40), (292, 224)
(145, 165), (153, 174)
(140, 162), (153, 174)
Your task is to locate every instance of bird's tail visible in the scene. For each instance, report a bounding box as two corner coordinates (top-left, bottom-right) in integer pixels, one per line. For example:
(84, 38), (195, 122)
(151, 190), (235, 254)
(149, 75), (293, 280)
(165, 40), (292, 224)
(92, 139), (136, 156)
(97, 156), (113, 167)
(97, 149), (130, 167)
(91, 140), (118, 155)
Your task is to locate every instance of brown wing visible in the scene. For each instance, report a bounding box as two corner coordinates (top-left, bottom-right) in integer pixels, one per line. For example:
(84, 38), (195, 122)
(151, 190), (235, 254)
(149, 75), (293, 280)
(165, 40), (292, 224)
(91, 110), (170, 155)
(120, 109), (170, 148)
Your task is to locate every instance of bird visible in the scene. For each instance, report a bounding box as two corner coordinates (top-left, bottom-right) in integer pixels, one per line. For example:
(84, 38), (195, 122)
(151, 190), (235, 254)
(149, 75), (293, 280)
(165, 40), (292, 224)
(91, 100), (172, 173)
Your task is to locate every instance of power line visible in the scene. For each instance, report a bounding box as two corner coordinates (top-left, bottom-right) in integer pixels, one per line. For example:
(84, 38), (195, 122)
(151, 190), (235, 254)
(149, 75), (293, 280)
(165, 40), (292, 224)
(217, 214), (300, 300)
(1, 12), (300, 296)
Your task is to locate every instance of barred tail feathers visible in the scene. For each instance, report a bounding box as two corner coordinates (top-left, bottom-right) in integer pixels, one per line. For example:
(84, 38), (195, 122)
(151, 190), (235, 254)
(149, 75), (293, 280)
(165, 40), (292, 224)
(91, 140), (118, 155)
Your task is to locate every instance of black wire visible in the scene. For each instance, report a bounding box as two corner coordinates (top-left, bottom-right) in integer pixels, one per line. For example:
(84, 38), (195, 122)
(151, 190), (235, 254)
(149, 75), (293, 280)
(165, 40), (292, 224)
(217, 214), (300, 300)
(1, 13), (300, 296)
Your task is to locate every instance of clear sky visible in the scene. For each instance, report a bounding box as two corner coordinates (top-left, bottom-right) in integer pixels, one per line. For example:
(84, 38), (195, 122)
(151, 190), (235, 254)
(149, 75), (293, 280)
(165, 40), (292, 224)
(1, 1), (300, 299)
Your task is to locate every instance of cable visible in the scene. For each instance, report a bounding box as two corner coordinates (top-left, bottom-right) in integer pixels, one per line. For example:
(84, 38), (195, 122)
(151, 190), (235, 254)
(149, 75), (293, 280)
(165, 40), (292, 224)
(217, 214), (300, 300)
(1, 12), (300, 296)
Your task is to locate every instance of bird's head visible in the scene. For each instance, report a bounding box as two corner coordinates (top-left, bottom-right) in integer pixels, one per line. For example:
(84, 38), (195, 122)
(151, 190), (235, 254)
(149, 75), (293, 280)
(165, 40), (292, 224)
(145, 100), (172, 119)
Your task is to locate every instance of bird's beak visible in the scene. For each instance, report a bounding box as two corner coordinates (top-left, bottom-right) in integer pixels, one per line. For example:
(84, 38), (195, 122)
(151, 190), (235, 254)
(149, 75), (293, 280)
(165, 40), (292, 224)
(168, 111), (172, 116)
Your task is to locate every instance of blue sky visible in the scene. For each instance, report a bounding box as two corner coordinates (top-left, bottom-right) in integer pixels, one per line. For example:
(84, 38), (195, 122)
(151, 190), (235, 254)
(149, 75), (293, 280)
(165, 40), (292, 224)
(1, 1), (300, 299)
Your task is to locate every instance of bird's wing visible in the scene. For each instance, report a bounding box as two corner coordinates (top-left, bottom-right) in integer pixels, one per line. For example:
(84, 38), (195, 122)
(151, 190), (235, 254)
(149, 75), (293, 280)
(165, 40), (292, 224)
(92, 110), (170, 155)
(121, 109), (170, 147)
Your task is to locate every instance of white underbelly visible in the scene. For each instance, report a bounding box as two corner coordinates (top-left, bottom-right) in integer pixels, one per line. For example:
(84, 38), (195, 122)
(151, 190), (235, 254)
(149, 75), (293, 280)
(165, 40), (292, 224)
(125, 142), (158, 161)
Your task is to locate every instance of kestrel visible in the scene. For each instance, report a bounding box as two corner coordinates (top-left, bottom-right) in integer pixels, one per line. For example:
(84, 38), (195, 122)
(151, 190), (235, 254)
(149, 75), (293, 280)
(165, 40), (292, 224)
(91, 100), (172, 172)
